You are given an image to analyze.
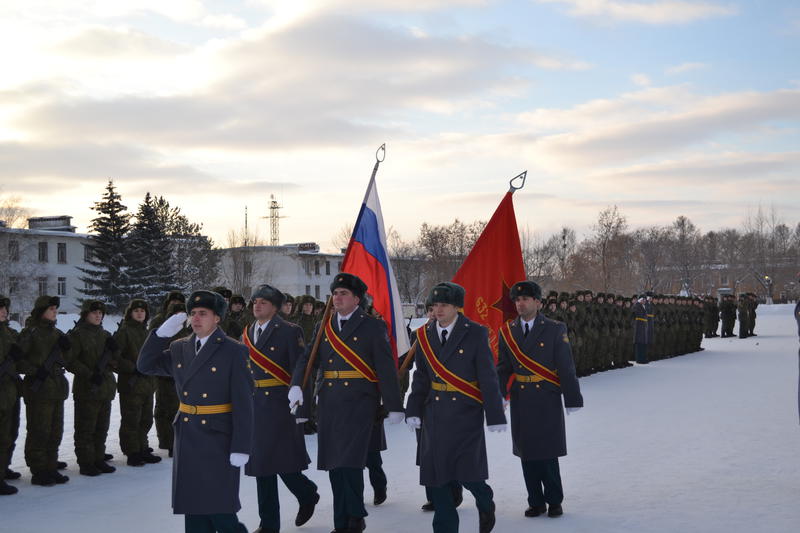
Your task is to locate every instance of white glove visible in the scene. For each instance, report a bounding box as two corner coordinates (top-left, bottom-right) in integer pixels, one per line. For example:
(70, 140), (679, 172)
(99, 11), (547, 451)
(288, 385), (304, 408)
(406, 416), (421, 431)
(295, 418), (308, 424)
(229, 453), (249, 467)
(503, 399), (510, 411)
(487, 424), (507, 433)
(387, 412), (405, 425)
(566, 407), (582, 415)
(156, 312), (187, 338)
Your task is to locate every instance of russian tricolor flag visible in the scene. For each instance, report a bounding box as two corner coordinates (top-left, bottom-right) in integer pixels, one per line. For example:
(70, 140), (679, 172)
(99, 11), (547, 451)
(341, 174), (411, 362)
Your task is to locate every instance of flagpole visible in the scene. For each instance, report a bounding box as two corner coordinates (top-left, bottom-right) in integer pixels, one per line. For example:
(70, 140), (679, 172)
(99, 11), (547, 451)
(342, 143), (386, 266)
(508, 170), (527, 193)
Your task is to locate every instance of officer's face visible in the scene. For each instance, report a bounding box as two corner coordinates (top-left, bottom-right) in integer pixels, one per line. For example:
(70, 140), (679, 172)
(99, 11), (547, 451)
(332, 288), (359, 315)
(86, 310), (104, 326)
(514, 296), (541, 319)
(302, 302), (313, 315)
(0, 307), (7, 322)
(190, 307), (220, 337)
(131, 308), (147, 323)
(43, 305), (58, 322)
(432, 303), (458, 327)
(282, 301), (293, 315)
(252, 298), (278, 321)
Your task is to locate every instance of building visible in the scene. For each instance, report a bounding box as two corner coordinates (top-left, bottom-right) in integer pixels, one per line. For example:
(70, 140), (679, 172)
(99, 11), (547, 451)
(215, 242), (345, 302)
(0, 216), (91, 322)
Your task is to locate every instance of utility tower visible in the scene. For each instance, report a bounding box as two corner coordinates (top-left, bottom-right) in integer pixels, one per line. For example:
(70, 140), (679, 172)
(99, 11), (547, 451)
(268, 195), (284, 246)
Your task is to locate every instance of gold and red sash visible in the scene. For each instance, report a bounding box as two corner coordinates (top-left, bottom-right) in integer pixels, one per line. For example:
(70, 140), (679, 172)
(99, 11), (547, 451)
(499, 321), (561, 387)
(242, 326), (291, 386)
(416, 325), (483, 403)
(323, 318), (378, 383)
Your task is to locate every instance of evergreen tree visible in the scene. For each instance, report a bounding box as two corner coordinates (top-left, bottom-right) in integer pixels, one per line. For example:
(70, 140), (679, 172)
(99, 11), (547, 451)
(78, 179), (133, 313)
(127, 192), (177, 309)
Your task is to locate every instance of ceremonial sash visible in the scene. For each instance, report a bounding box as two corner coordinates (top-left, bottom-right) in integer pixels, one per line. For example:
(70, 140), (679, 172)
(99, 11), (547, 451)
(499, 321), (561, 387)
(323, 319), (378, 383)
(242, 327), (291, 386)
(416, 326), (483, 403)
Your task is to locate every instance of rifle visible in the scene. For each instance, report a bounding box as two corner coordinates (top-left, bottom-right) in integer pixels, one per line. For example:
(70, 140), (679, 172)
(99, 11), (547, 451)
(90, 338), (117, 393)
(30, 341), (67, 393)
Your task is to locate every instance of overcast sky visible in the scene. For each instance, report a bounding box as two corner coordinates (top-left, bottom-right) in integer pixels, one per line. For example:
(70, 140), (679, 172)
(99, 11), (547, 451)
(1, 0), (798, 250)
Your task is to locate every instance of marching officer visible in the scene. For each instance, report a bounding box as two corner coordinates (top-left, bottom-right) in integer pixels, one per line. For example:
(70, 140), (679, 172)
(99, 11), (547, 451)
(66, 300), (121, 476)
(114, 299), (161, 466)
(405, 282), (506, 533)
(0, 295), (21, 495)
(289, 273), (404, 533)
(242, 284), (319, 533)
(16, 295), (71, 486)
(138, 290), (254, 533)
(633, 295), (649, 364)
(497, 281), (583, 519)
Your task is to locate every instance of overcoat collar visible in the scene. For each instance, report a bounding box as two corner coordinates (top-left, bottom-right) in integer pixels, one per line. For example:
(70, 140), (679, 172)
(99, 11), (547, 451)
(183, 326), (225, 383)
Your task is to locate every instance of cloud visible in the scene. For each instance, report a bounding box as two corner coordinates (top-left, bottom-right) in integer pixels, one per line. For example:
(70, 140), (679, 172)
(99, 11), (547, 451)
(666, 62), (707, 75)
(536, 0), (736, 24)
(56, 26), (190, 58)
(631, 73), (651, 86)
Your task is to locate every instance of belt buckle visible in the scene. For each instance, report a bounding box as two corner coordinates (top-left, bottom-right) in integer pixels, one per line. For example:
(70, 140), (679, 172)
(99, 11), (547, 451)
(332, 371), (339, 379)
(189, 404), (198, 415)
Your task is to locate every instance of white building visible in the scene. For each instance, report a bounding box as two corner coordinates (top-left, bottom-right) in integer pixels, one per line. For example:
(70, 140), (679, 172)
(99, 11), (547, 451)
(0, 216), (91, 322)
(215, 242), (344, 301)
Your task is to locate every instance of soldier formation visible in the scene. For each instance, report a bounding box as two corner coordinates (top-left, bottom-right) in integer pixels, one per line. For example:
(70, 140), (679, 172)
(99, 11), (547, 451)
(0, 280), (761, 532)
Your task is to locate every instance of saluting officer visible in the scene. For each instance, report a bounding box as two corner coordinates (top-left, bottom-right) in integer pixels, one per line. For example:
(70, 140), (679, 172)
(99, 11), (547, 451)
(497, 281), (583, 519)
(290, 273), (404, 533)
(405, 282), (506, 533)
(242, 285), (319, 533)
(138, 290), (254, 533)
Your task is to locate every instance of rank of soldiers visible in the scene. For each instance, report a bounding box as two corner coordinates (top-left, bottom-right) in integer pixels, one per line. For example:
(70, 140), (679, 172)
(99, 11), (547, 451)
(0, 280), (758, 533)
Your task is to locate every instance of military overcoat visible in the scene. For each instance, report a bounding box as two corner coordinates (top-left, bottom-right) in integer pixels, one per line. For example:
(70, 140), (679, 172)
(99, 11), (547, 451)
(138, 327), (254, 515)
(405, 314), (506, 487)
(497, 314), (583, 461)
(243, 315), (311, 477)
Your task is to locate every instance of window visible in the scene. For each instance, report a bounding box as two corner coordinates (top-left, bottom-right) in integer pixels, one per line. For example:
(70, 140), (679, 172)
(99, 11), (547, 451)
(305, 285), (311, 295)
(57, 243), (67, 264)
(243, 286), (252, 299)
(38, 242), (48, 262)
(8, 240), (19, 262)
(38, 277), (48, 296)
(84, 245), (92, 262)
(9, 277), (19, 295)
(243, 260), (252, 276)
(325, 261), (331, 275)
(720, 273), (729, 286)
(57, 277), (66, 296)
(314, 285), (320, 299)
(314, 261), (320, 275)
(337, 261), (342, 272)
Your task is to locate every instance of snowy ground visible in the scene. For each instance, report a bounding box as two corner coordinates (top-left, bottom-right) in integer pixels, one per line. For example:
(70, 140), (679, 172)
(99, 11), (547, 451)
(2, 306), (799, 533)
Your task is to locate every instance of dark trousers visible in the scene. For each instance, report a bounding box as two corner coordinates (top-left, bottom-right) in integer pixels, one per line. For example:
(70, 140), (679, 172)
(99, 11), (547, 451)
(425, 481), (462, 504)
(23, 396), (64, 474)
(73, 398), (111, 466)
(429, 481), (493, 533)
(366, 450), (386, 490)
(184, 514), (247, 533)
(634, 343), (649, 364)
(155, 377), (178, 450)
(119, 391), (154, 455)
(522, 458), (563, 507)
(256, 472), (318, 531)
(329, 467), (367, 530)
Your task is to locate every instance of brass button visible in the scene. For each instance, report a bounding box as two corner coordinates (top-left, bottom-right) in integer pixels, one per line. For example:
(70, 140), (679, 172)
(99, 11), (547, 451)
(183, 391), (188, 396)
(520, 385), (525, 390)
(540, 342), (544, 347)
(183, 417), (189, 422)
(201, 419), (206, 425)
(270, 347), (275, 351)
(211, 367), (217, 372)
(353, 337), (358, 341)
(202, 393), (207, 398)
(435, 396), (440, 401)
(327, 382), (333, 387)
(344, 381), (349, 386)
(535, 384), (541, 389)
(458, 349), (464, 354)
(328, 359), (333, 364)
(451, 396), (456, 401)
(265, 391), (270, 396)
(177, 363), (182, 368)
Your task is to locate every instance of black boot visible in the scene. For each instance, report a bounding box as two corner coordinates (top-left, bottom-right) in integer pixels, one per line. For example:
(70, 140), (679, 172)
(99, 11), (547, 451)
(140, 451), (162, 464)
(79, 464), (101, 477)
(525, 505), (547, 517)
(95, 461), (116, 474)
(0, 480), (18, 495)
(421, 501), (434, 511)
(346, 517), (365, 532)
(31, 472), (55, 486)
(373, 485), (387, 505)
(479, 502), (496, 533)
(5, 468), (21, 480)
(103, 453), (113, 461)
(548, 504), (563, 517)
(295, 492), (320, 526)
(127, 453), (146, 467)
(57, 461), (67, 470)
(452, 484), (463, 508)
(50, 470), (69, 484)
(168, 448), (173, 458)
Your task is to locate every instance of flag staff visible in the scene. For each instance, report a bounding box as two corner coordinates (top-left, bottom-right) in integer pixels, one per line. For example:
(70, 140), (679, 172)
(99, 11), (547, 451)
(508, 170), (527, 193)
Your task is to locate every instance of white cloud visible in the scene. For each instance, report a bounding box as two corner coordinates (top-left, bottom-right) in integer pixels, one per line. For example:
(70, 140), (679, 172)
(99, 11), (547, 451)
(631, 73), (652, 86)
(536, 0), (736, 24)
(666, 62), (707, 75)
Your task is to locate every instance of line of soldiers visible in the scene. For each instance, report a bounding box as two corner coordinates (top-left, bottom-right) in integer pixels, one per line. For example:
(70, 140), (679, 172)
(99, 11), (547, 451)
(718, 292), (759, 338)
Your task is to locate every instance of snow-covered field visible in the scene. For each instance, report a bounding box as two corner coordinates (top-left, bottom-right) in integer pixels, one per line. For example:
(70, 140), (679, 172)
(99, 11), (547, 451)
(2, 305), (799, 532)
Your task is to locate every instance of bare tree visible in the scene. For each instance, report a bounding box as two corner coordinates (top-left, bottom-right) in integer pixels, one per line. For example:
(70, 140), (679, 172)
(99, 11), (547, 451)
(331, 223), (354, 252)
(592, 206), (628, 292)
(0, 194), (31, 228)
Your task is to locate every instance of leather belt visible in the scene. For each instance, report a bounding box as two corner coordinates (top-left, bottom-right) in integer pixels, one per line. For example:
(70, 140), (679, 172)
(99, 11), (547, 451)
(178, 402), (232, 415)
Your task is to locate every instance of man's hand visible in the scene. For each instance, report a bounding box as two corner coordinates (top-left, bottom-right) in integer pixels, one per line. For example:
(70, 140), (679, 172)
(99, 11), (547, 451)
(288, 385), (304, 408)
(406, 416), (421, 431)
(229, 453), (249, 467)
(566, 407), (582, 415)
(387, 412), (405, 425)
(156, 313), (187, 338)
